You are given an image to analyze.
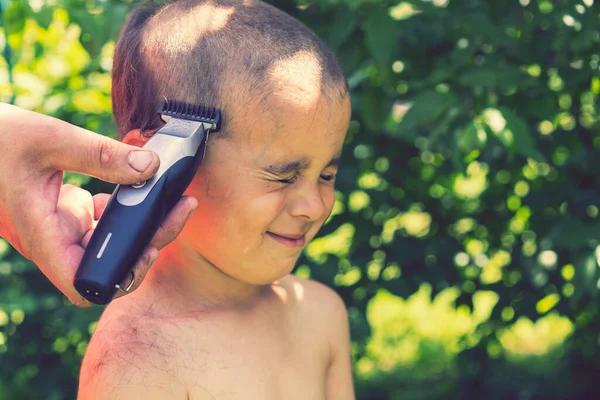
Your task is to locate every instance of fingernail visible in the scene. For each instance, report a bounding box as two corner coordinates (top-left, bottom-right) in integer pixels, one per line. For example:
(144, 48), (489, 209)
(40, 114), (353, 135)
(129, 151), (154, 173)
(189, 198), (198, 212)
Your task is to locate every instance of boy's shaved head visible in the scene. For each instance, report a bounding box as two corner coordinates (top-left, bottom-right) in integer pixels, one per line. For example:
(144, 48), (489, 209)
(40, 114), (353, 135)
(112, 0), (348, 139)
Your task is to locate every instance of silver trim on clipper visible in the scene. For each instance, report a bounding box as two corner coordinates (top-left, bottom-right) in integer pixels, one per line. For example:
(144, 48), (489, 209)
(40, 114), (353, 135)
(116, 119), (206, 207)
(96, 233), (112, 259)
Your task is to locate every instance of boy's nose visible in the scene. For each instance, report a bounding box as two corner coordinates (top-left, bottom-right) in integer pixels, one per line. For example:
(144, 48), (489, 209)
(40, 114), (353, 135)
(288, 183), (327, 222)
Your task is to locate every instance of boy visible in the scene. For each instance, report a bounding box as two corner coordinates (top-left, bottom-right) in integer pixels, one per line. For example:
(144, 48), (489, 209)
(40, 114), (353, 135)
(78, 0), (354, 398)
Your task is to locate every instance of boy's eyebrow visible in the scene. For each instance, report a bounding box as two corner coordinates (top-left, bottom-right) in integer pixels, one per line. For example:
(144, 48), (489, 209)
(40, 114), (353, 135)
(327, 156), (341, 169)
(267, 159), (310, 175)
(267, 156), (341, 175)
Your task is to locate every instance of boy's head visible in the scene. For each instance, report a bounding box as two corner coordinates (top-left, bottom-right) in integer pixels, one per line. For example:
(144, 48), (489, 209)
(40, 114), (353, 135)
(112, 0), (348, 139)
(112, 0), (351, 284)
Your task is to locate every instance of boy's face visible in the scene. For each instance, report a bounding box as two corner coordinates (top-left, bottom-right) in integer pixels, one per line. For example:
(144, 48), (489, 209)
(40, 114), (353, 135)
(179, 59), (350, 285)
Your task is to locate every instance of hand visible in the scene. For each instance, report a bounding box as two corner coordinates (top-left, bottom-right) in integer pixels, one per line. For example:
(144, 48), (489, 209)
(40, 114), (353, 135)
(0, 103), (197, 307)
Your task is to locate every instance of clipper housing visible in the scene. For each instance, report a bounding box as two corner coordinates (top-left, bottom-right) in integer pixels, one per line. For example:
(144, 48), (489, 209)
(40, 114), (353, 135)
(74, 100), (221, 304)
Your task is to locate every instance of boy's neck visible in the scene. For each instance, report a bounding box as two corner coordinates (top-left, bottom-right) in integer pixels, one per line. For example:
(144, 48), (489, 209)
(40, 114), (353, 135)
(138, 239), (274, 314)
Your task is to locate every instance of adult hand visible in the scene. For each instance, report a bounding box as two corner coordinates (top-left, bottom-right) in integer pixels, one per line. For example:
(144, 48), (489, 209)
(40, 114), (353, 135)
(0, 103), (197, 307)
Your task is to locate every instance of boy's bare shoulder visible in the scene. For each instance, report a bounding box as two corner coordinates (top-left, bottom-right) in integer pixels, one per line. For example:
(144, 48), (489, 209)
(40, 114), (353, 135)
(277, 274), (349, 332)
(78, 301), (188, 399)
(278, 274), (344, 304)
(278, 276), (355, 400)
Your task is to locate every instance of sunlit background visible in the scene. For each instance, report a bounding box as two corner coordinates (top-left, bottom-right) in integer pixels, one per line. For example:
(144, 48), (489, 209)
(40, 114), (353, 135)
(1, 0), (600, 399)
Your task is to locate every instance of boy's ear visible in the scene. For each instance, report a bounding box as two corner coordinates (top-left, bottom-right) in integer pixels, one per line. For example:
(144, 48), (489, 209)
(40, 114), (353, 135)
(122, 129), (151, 148)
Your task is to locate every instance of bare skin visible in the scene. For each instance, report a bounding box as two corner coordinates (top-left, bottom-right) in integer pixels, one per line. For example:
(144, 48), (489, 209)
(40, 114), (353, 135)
(78, 54), (355, 398)
(79, 274), (353, 400)
(0, 103), (198, 307)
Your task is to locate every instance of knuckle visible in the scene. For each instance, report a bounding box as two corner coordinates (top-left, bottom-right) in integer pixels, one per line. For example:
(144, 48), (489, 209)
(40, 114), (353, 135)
(162, 225), (178, 243)
(141, 251), (155, 271)
(60, 183), (76, 195)
(136, 249), (157, 277)
(95, 139), (114, 170)
(150, 226), (167, 249)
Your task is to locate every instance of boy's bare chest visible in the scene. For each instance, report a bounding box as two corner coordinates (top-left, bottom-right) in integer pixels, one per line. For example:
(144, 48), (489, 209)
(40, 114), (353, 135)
(158, 313), (329, 400)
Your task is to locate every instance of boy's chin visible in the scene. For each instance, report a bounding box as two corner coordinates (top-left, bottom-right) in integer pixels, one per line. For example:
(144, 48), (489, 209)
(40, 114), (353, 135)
(232, 259), (300, 286)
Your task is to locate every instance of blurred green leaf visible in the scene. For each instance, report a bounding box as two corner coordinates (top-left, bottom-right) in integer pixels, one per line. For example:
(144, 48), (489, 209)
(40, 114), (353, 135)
(362, 7), (397, 66)
(498, 106), (545, 162)
(325, 6), (357, 51)
(2, 0), (29, 35)
(459, 68), (498, 90)
(34, 6), (54, 29)
(398, 89), (457, 133)
(459, 121), (486, 152)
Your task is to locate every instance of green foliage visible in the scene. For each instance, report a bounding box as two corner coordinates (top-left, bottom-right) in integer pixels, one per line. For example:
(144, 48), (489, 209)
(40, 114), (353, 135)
(2, 0), (600, 398)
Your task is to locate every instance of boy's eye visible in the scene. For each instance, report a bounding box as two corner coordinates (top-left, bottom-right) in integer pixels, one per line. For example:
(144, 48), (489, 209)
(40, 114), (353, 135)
(320, 174), (336, 182)
(274, 172), (336, 185)
(276, 174), (298, 184)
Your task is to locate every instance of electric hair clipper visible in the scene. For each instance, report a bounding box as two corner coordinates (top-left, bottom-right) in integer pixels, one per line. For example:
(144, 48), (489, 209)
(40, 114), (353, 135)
(74, 100), (222, 305)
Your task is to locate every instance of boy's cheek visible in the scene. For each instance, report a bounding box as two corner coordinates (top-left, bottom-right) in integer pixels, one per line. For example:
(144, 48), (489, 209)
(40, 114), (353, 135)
(321, 187), (336, 219)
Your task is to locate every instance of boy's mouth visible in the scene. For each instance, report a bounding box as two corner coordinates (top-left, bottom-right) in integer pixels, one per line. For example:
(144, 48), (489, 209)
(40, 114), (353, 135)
(266, 231), (306, 248)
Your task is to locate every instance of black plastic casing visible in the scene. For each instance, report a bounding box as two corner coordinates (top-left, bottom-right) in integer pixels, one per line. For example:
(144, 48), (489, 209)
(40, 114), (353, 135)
(73, 140), (205, 305)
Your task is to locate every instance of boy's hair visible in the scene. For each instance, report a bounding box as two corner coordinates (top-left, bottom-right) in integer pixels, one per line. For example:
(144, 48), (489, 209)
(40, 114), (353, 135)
(112, 0), (348, 139)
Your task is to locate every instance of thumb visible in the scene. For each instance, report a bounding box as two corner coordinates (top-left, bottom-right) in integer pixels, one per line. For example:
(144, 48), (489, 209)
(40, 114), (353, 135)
(42, 118), (160, 184)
